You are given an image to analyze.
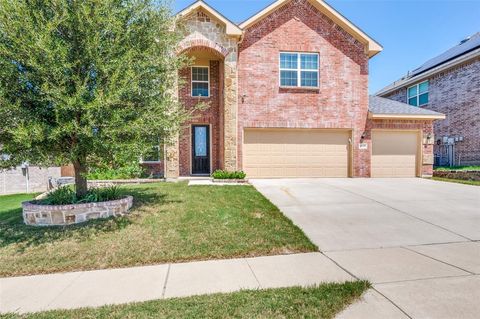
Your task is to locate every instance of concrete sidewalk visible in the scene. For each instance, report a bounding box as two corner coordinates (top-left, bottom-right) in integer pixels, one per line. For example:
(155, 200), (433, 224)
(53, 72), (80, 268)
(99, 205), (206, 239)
(0, 252), (353, 314)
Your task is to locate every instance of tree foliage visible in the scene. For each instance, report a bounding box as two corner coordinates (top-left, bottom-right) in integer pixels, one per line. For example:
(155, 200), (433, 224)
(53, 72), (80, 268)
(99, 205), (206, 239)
(0, 0), (189, 195)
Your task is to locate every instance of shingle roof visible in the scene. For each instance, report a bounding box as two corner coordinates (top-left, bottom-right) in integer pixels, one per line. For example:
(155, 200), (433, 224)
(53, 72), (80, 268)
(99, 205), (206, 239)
(376, 32), (480, 95)
(369, 96), (444, 117)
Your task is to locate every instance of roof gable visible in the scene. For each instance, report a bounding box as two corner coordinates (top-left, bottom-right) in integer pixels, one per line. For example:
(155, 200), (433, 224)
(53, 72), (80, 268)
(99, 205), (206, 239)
(176, 0), (242, 37)
(177, 0), (382, 57)
(239, 0), (382, 57)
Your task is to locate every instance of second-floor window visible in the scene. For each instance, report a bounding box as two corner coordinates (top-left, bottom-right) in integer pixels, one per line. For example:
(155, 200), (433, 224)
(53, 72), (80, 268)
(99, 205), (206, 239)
(191, 66), (209, 97)
(280, 52), (319, 88)
(407, 81), (429, 106)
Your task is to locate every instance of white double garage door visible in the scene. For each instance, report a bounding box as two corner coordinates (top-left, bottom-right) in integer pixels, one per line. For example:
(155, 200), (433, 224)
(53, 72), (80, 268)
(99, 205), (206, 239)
(243, 128), (420, 178)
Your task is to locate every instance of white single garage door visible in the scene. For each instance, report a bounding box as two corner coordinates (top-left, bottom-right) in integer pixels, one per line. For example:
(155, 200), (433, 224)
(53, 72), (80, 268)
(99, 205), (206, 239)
(243, 129), (350, 178)
(371, 130), (419, 177)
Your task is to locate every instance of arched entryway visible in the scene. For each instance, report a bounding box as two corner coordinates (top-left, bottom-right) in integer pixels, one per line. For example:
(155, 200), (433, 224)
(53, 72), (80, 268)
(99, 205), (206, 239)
(176, 43), (227, 176)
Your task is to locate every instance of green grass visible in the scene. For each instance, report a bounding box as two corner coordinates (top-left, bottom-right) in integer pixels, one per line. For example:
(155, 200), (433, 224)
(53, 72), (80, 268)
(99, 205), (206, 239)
(0, 193), (38, 224)
(434, 166), (480, 171)
(0, 282), (370, 319)
(0, 182), (316, 277)
(431, 177), (480, 186)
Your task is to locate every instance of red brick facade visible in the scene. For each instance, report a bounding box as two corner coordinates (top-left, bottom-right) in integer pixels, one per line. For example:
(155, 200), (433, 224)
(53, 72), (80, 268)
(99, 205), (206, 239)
(178, 60), (223, 176)
(237, 0), (370, 176)
(382, 58), (480, 165)
(172, 0), (437, 177)
(140, 162), (164, 178)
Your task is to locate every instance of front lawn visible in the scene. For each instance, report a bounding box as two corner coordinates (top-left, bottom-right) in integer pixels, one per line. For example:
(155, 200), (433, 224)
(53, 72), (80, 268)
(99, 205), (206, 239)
(0, 193), (37, 211)
(0, 282), (369, 319)
(0, 193), (38, 223)
(0, 182), (316, 277)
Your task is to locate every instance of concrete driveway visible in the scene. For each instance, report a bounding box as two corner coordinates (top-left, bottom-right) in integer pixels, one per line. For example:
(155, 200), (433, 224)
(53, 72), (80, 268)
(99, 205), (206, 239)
(251, 178), (480, 319)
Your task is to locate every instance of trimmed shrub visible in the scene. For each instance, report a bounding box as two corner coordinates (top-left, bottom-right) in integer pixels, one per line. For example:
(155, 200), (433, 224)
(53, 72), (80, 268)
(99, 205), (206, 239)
(212, 170), (247, 180)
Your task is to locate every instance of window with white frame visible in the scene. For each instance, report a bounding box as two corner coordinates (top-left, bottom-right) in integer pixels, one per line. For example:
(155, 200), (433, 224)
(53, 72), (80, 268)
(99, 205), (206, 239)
(407, 81), (429, 106)
(191, 66), (209, 97)
(280, 52), (319, 88)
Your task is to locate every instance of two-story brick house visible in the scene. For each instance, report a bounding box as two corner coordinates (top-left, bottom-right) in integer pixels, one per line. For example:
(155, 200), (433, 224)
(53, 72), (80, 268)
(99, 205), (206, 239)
(377, 32), (480, 166)
(153, 0), (444, 179)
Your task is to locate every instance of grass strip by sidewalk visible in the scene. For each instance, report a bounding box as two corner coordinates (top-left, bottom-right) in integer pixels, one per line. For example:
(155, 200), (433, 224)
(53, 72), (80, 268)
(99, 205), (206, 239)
(0, 281), (370, 319)
(0, 182), (316, 277)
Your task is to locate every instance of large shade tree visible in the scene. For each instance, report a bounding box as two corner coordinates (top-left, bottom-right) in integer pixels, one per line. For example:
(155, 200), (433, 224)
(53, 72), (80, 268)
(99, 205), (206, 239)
(0, 0), (189, 196)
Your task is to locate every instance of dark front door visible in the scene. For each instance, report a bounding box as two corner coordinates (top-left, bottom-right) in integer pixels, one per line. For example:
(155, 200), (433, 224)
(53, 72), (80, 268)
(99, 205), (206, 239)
(192, 125), (210, 175)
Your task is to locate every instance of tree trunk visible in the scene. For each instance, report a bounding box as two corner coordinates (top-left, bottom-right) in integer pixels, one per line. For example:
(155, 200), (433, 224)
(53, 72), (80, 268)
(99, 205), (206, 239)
(73, 160), (88, 198)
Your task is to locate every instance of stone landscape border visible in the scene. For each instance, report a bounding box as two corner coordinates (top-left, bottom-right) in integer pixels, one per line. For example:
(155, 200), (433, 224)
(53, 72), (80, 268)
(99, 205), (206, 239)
(23, 196), (133, 226)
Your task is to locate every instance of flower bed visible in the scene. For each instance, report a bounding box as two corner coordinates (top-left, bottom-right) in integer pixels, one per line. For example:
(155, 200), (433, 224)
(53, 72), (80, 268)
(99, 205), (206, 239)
(23, 196), (133, 226)
(212, 179), (249, 184)
(211, 170), (247, 180)
(433, 170), (480, 181)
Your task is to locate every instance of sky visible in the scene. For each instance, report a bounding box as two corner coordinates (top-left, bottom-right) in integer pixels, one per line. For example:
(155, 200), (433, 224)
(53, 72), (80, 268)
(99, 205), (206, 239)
(173, 0), (480, 94)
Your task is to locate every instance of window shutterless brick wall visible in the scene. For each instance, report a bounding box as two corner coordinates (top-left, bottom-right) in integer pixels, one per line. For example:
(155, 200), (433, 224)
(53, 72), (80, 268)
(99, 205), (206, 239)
(178, 60), (222, 176)
(382, 58), (480, 165)
(237, 0), (370, 177)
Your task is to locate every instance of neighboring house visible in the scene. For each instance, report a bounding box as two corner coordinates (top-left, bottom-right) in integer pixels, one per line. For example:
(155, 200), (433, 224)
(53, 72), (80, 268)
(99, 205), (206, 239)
(0, 165), (60, 195)
(377, 32), (480, 166)
(155, 0), (445, 179)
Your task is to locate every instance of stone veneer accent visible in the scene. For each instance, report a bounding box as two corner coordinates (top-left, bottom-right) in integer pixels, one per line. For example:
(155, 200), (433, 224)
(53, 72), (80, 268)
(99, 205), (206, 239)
(166, 8), (238, 177)
(23, 196), (133, 226)
(169, 0), (440, 178)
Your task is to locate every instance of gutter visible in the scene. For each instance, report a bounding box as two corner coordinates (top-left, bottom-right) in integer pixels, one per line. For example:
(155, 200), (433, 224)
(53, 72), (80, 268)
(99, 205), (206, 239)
(368, 112), (446, 120)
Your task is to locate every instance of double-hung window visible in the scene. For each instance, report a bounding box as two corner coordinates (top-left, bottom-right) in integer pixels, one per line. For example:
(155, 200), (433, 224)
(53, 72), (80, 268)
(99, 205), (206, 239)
(280, 52), (319, 88)
(407, 81), (429, 106)
(191, 66), (209, 97)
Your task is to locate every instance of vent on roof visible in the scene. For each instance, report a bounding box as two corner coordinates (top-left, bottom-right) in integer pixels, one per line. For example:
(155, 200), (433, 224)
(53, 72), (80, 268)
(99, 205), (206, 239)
(460, 37), (471, 44)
